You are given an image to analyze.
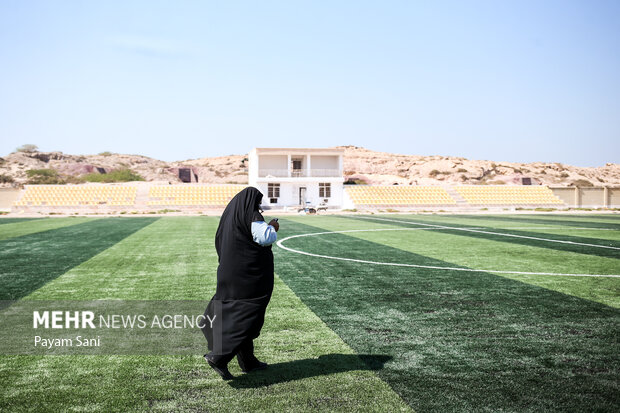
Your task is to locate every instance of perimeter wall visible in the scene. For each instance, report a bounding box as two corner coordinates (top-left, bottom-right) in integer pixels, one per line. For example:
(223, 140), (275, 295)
(550, 186), (620, 208)
(0, 188), (20, 210)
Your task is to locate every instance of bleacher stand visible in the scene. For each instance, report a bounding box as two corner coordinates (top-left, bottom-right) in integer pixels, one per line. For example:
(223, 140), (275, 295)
(11, 183), (567, 212)
(346, 186), (456, 206)
(455, 185), (564, 206)
(14, 185), (136, 207)
(148, 185), (246, 207)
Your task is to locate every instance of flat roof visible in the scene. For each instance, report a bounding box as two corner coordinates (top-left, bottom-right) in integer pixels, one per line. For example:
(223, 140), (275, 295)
(253, 147), (344, 154)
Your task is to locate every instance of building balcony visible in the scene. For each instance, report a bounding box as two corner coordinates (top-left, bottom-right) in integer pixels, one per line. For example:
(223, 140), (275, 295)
(258, 169), (341, 178)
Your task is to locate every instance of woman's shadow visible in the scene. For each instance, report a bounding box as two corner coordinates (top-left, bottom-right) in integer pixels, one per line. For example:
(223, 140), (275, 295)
(229, 353), (391, 388)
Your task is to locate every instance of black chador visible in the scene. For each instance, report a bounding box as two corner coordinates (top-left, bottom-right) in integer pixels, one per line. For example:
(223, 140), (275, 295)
(201, 187), (272, 379)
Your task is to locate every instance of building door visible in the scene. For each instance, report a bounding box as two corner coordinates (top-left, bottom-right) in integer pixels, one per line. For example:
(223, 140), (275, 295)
(292, 159), (303, 177)
(178, 168), (192, 183)
(299, 187), (307, 205)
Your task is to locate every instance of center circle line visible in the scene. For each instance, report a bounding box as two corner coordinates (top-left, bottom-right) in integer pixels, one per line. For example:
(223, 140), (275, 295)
(276, 228), (620, 278)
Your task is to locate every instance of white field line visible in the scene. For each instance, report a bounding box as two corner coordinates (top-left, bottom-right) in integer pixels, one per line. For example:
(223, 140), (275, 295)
(275, 228), (620, 278)
(483, 227), (617, 231)
(356, 216), (620, 251)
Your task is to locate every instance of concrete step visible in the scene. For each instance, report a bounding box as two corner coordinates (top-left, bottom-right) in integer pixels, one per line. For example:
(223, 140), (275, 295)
(444, 186), (468, 205)
(134, 184), (151, 209)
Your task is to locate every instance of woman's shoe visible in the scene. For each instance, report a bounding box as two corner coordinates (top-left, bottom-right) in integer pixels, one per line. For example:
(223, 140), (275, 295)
(237, 356), (268, 373)
(241, 360), (268, 373)
(204, 354), (234, 380)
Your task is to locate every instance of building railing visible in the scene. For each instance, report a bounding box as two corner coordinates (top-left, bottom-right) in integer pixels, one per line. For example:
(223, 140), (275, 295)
(258, 169), (341, 178)
(258, 169), (289, 177)
(311, 169), (341, 177)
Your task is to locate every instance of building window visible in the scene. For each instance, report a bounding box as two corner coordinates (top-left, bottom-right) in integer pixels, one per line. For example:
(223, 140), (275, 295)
(268, 183), (280, 198)
(319, 183), (331, 198)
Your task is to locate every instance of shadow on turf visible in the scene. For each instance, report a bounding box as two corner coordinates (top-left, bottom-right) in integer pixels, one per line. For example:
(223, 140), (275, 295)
(228, 353), (391, 388)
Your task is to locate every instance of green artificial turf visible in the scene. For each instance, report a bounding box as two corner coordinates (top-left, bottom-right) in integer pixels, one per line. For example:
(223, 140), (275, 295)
(0, 218), (157, 300)
(274, 215), (620, 412)
(0, 217), (93, 241)
(0, 217), (409, 412)
(454, 214), (620, 231)
(0, 218), (41, 226)
(347, 215), (619, 258)
(317, 215), (620, 307)
(1, 214), (618, 412)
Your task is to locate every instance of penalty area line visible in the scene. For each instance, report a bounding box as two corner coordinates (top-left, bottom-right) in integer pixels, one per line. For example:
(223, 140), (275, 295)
(356, 216), (620, 251)
(276, 229), (620, 278)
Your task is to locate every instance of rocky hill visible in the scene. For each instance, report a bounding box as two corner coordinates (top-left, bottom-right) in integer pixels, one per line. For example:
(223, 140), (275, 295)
(339, 146), (620, 187)
(0, 146), (618, 187)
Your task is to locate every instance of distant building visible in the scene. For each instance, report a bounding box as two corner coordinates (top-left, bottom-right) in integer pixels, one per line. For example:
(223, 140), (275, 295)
(248, 148), (345, 209)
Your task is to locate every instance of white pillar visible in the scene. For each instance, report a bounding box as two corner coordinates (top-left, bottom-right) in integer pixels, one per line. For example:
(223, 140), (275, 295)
(574, 187), (580, 207)
(306, 154), (311, 178)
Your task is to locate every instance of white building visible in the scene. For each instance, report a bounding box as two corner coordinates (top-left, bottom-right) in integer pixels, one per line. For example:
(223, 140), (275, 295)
(248, 148), (345, 209)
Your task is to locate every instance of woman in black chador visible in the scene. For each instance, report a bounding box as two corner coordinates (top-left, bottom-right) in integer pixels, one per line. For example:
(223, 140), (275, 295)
(201, 187), (279, 380)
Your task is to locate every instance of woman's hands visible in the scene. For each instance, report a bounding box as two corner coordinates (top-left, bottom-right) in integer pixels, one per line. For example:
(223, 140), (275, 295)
(268, 219), (279, 232)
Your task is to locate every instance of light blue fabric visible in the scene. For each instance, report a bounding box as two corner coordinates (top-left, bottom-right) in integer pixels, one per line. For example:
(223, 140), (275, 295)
(251, 221), (278, 246)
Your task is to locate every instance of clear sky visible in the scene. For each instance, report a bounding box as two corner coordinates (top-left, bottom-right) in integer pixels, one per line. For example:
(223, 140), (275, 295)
(0, 1), (618, 166)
